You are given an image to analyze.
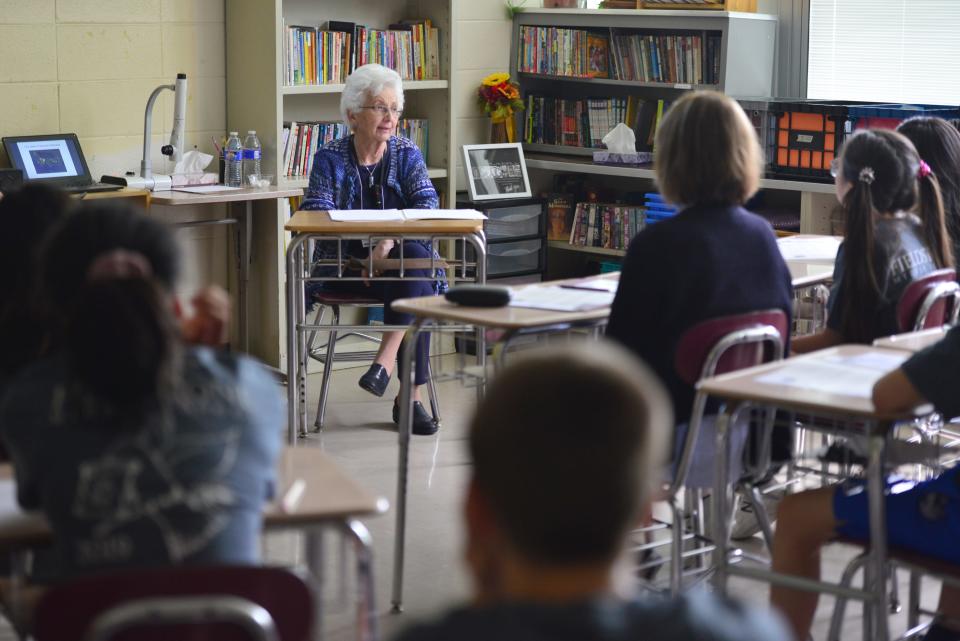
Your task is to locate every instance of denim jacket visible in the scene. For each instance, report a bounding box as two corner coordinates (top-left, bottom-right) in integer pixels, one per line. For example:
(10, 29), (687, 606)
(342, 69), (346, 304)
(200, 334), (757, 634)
(301, 135), (447, 294)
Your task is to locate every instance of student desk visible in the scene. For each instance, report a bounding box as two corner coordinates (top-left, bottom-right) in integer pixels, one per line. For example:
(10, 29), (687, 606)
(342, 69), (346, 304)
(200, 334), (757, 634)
(150, 187), (303, 353)
(873, 327), (947, 353)
(0, 446), (385, 641)
(284, 210), (488, 442)
(387, 273), (616, 611)
(697, 345), (929, 641)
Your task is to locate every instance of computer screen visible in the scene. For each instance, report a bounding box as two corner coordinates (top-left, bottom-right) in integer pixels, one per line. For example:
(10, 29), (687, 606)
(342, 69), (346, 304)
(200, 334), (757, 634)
(3, 134), (91, 185)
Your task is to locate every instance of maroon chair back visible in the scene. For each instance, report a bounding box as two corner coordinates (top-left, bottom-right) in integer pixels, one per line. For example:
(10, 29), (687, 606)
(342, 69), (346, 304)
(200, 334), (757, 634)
(896, 268), (959, 332)
(674, 310), (789, 385)
(33, 565), (312, 641)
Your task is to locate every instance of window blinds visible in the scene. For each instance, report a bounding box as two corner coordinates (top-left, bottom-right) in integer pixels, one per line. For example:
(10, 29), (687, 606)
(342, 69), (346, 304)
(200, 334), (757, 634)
(807, 0), (960, 105)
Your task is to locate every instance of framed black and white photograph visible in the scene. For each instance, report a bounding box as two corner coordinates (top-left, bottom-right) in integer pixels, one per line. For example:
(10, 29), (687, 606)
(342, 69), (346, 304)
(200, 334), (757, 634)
(462, 143), (532, 202)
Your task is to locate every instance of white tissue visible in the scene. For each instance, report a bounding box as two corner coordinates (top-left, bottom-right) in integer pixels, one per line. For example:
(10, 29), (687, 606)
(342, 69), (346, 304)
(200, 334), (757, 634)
(602, 123), (636, 154)
(174, 149), (213, 175)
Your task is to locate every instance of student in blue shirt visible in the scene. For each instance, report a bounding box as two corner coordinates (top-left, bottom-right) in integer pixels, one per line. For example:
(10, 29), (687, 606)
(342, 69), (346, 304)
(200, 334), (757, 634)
(393, 343), (788, 641)
(0, 203), (283, 582)
(771, 325), (960, 641)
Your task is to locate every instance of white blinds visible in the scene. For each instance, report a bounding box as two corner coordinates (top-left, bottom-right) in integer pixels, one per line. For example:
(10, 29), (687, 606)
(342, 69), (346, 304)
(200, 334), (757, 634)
(807, 0), (960, 105)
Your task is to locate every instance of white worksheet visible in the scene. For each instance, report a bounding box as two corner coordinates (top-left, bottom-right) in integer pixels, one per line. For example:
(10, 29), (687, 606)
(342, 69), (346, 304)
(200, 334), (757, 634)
(509, 285), (614, 312)
(755, 351), (908, 399)
(402, 209), (487, 220)
(328, 209), (404, 222)
(777, 235), (842, 261)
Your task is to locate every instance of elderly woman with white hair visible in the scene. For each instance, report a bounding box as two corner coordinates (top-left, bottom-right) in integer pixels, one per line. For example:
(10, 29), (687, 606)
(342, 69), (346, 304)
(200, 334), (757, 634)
(300, 63), (442, 436)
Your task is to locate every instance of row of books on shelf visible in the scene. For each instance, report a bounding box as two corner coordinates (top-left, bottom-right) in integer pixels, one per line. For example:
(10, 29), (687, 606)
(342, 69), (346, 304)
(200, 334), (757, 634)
(282, 19), (440, 87)
(524, 94), (672, 150)
(281, 120), (429, 178)
(568, 203), (647, 250)
(517, 26), (722, 85)
(610, 32), (722, 85)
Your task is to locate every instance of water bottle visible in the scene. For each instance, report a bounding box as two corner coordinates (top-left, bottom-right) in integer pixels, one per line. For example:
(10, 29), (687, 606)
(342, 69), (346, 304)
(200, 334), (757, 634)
(242, 130), (261, 186)
(224, 131), (242, 187)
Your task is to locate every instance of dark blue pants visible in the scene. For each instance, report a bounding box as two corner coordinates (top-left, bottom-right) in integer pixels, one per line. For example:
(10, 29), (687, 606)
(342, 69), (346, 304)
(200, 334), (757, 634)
(323, 241), (435, 385)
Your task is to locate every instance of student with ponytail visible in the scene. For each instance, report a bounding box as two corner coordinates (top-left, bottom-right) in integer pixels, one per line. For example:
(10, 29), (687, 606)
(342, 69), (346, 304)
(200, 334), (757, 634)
(0, 202), (282, 581)
(792, 128), (954, 353)
(898, 115), (960, 263)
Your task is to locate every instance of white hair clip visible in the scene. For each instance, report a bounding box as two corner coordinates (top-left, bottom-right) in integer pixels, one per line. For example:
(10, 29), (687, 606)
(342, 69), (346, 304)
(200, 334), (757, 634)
(858, 167), (875, 185)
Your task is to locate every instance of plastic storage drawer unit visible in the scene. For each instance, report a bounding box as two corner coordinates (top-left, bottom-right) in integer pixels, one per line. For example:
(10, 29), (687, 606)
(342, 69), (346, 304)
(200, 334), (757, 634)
(487, 238), (544, 277)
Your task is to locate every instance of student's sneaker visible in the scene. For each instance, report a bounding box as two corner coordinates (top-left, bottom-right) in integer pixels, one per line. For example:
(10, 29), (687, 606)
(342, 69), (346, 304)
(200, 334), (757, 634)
(730, 489), (783, 541)
(392, 398), (439, 436)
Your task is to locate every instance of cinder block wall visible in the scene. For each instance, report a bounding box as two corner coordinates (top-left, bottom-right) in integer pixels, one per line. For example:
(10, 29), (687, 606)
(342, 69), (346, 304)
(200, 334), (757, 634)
(0, 0), (225, 179)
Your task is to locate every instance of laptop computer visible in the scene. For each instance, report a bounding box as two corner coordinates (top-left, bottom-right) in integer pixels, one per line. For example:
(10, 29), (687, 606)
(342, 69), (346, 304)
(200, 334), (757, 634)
(2, 133), (123, 194)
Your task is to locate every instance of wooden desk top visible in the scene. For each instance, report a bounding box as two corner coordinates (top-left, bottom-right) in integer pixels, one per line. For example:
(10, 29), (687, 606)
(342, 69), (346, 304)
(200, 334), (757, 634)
(873, 327), (947, 353)
(697, 345), (926, 422)
(391, 274), (617, 330)
(149, 186), (302, 206)
(0, 446), (386, 550)
(286, 210), (484, 235)
(75, 188), (151, 202)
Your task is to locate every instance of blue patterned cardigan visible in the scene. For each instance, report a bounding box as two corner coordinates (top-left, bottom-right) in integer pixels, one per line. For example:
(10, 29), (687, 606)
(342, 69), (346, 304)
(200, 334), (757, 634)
(300, 135), (447, 294)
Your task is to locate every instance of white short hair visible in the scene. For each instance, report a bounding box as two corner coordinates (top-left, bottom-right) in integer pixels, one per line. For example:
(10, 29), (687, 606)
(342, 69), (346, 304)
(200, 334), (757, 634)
(340, 64), (405, 128)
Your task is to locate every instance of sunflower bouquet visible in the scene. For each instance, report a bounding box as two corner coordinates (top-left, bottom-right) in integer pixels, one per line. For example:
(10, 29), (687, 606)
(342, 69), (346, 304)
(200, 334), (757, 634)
(477, 72), (525, 143)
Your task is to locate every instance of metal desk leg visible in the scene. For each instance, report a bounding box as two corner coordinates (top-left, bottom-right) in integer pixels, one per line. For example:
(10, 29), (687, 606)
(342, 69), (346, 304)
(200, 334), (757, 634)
(305, 529), (326, 641)
(867, 428), (890, 641)
(712, 403), (737, 594)
(391, 320), (425, 613)
(343, 519), (377, 641)
(286, 234), (309, 445)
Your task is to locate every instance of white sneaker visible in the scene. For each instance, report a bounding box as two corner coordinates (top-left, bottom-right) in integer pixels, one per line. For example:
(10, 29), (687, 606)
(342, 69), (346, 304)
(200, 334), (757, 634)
(730, 489), (782, 541)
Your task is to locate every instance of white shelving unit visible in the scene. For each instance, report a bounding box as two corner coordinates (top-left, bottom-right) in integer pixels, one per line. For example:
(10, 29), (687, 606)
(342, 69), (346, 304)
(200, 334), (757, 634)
(226, 0), (458, 367)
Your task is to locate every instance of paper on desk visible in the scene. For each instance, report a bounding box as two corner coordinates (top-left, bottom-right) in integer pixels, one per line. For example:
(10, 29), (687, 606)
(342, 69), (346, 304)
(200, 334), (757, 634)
(755, 351), (908, 398)
(401, 209), (487, 220)
(777, 236), (842, 261)
(173, 185), (244, 194)
(328, 209), (404, 222)
(509, 285), (614, 312)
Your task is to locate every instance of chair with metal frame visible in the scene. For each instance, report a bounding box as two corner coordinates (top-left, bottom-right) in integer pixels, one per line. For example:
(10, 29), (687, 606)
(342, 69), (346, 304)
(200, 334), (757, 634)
(32, 565), (313, 641)
(637, 309), (788, 594)
(897, 268), (960, 333)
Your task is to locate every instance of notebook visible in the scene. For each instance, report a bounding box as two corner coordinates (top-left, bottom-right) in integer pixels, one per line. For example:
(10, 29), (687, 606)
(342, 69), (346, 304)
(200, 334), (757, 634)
(2, 133), (122, 194)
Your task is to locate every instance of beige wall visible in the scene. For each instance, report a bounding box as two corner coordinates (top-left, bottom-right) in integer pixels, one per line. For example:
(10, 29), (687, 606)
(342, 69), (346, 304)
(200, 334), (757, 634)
(0, 0), (229, 306)
(452, 0), (515, 190)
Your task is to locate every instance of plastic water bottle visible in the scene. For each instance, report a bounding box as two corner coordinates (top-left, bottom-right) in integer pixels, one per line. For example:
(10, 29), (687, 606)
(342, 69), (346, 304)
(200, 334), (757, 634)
(242, 130), (261, 186)
(224, 131), (242, 187)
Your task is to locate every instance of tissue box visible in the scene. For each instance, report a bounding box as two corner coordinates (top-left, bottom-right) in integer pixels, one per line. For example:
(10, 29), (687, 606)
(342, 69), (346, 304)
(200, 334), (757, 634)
(592, 151), (654, 167)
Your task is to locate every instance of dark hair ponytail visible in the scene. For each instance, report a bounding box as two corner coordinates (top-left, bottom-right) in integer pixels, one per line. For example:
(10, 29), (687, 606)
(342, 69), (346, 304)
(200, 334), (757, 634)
(839, 176), (881, 343)
(66, 278), (181, 411)
(41, 202), (181, 414)
(916, 170), (955, 268)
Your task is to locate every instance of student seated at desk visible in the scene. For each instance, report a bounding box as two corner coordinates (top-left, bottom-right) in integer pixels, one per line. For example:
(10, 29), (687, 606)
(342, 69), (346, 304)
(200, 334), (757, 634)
(898, 116), (960, 264)
(606, 91), (793, 490)
(300, 63), (444, 436)
(393, 343), (788, 641)
(791, 128), (954, 354)
(771, 325), (960, 641)
(0, 184), (73, 396)
(0, 203), (283, 581)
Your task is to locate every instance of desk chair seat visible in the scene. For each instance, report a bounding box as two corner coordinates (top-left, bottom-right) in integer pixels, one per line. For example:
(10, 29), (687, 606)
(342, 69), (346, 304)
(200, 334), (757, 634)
(306, 290), (441, 433)
(654, 309), (788, 594)
(897, 268), (960, 332)
(33, 565), (312, 641)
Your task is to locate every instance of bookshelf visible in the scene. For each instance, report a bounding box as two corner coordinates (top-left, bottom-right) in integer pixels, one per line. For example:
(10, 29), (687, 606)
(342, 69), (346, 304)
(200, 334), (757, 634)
(226, 0), (457, 367)
(510, 9), (837, 275)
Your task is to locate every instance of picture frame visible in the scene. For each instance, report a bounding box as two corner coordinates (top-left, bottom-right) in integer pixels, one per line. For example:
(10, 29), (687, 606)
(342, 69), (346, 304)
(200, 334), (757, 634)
(462, 142), (532, 202)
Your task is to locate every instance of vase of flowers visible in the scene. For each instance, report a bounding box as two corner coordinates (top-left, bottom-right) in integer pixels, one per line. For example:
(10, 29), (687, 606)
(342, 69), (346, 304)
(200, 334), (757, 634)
(477, 72), (524, 144)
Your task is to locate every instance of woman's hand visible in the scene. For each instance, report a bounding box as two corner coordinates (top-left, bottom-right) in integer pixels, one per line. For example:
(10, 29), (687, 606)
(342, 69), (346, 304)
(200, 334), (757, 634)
(361, 239), (396, 286)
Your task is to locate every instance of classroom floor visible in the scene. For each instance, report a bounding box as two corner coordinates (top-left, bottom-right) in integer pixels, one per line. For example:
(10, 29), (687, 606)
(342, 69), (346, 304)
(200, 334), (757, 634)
(3, 355), (941, 640)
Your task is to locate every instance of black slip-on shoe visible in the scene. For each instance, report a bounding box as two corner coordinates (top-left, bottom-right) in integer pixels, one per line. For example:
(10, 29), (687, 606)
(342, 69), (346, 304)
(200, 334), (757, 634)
(359, 364), (390, 397)
(392, 398), (439, 436)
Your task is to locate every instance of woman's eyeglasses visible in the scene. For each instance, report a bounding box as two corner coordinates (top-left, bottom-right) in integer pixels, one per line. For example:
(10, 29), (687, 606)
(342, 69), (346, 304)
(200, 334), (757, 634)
(363, 105), (403, 118)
